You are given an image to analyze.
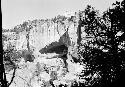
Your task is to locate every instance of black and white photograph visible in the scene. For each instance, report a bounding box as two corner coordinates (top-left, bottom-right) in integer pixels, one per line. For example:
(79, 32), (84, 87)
(2, 0), (125, 87)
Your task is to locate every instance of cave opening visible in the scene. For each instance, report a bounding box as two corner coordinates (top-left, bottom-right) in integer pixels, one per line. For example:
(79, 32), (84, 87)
(45, 44), (68, 54)
(39, 41), (68, 54)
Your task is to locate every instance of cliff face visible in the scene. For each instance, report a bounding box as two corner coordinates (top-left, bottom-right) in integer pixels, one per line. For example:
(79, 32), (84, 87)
(3, 15), (79, 53)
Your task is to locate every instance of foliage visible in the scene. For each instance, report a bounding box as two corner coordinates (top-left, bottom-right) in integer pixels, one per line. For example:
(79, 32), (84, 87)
(78, 0), (125, 86)
(2, 34), (8, 42)
(3, 45), (20, 71)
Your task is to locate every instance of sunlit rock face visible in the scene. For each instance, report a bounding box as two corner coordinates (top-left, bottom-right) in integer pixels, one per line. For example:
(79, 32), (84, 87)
(12, 17), (78, 52)
(16, 32), (28, 50)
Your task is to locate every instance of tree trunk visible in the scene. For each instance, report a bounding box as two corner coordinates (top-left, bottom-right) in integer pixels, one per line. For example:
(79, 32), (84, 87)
(77, 19), (82, 46)
(76, 18), (82, 61)
(26, 32), (30, 52)
(7, 66), (16, 87)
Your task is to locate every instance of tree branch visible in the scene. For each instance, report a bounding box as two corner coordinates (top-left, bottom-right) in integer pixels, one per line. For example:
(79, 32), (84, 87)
(7, 65), (16, 87)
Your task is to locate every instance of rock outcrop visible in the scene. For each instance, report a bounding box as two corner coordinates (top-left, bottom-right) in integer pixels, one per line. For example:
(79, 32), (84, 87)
(13, 15), (78, 52)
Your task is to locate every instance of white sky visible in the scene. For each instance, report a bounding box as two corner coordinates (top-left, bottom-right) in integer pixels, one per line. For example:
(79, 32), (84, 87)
(2, 0), (122, 29)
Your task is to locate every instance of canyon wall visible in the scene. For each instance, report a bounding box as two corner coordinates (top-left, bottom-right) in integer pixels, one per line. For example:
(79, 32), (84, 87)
(3, 14), (79, 53)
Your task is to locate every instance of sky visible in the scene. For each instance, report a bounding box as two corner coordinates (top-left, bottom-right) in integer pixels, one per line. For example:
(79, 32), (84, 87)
(2, 0), (122, 29)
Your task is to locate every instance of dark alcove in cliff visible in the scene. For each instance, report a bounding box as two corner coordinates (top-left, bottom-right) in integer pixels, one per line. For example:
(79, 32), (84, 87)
(39, 41), (68, 54)
(39, 31), (70, 54)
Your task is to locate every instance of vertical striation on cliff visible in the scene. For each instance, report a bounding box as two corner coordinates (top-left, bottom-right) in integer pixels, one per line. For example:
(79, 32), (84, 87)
(3, 14), (78, 53)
